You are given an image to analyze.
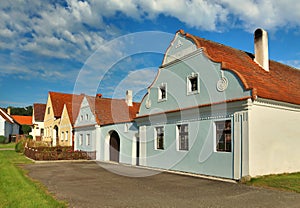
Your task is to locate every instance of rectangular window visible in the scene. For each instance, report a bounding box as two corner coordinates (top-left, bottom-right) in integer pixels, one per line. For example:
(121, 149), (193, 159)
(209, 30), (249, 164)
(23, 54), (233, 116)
(65, 131), (68, 141)
(61, 132), (64, 141)
(177, 124), (188, 151)
(40, 128), (44, 136)
(47, 107), (50, 114)
(86, 134), (90, 146)
(216, 120), (232, 152)
(187, 73), (199, 95)
(80, 115), (84, 121)
(79, 134), (83, 146)
(158, 83), (167, 101)
(155, 126), (164, 150)
(86, 114), (89, 120)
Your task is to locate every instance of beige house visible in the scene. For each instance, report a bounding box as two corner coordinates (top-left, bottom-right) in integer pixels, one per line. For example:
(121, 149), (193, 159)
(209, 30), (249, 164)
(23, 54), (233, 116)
(43, 91), (83, 147)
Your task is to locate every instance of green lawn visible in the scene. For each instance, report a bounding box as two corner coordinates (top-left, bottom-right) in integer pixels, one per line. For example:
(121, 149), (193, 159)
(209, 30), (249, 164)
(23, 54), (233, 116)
(0, 151), (66, 208)
(0, 143), (15, 149)
(247, 172), (300, 193)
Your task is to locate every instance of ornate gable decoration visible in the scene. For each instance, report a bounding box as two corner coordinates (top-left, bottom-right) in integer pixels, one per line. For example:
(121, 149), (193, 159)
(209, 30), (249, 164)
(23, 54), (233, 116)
(162, 31), (197, 66)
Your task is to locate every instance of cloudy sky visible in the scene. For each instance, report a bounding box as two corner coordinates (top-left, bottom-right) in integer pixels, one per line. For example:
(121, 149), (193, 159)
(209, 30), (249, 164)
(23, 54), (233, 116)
(1, 0), (300, 107)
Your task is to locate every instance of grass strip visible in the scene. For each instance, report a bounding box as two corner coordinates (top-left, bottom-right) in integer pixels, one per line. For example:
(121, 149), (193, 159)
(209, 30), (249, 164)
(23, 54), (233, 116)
(247, 172), (300, 193)
(0, 143), (15, 149)
(0, 151), (66, 208)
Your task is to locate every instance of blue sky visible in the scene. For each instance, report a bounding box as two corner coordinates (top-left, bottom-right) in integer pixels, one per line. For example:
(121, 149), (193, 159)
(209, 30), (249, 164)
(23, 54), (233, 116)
(1, 0), (300, 107)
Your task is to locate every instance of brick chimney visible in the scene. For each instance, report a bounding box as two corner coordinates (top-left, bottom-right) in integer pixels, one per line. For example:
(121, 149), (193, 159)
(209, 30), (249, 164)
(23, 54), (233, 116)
(125, 90), (133, 106)
(254, 28), (269, 72)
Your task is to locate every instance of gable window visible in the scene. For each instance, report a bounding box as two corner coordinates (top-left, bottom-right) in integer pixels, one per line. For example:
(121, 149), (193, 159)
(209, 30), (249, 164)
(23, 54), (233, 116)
(80, 115), (84, 121)
(40, 128), (44, 136)
(187, 73), (199, 95)
(47, 107), (50, 114)
(86, 114), (89, 120)
(215, 120), (232, 152)
(177, 124), (188, 151)
(155, 126), (164, 150)
(86, 134), (90, 146)
(158, 83), (167, 102)
(65, 131), (68, 141)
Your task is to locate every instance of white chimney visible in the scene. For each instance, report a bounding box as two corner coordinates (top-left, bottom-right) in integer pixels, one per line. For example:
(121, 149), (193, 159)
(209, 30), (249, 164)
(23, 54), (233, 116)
(125, 90), (133, 106)
(254, 28), (269, 72)
(7, 107), (11, 115)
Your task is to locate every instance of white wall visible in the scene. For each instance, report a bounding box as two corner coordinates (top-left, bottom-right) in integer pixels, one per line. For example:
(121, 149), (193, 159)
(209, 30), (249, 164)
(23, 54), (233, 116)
(0, 118), (5, 136)
(249, 100), (300, 177)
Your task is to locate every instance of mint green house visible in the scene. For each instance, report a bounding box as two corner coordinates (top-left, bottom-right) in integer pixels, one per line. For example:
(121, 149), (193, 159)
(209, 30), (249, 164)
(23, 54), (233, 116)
(135, 29), (300, 180)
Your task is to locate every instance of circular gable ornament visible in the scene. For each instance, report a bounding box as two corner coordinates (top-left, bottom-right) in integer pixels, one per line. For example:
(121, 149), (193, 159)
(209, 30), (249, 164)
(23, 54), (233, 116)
(217, 77), (228, 92)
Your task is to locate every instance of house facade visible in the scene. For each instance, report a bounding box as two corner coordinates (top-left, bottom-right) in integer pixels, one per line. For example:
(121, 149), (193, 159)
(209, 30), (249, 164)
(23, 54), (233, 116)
(0, 108), (19, 140)
(30, 103), (46, 141)
(74, 92), (140, 165)
(43, 91), (83, 146)
(135, 29), (300, 180)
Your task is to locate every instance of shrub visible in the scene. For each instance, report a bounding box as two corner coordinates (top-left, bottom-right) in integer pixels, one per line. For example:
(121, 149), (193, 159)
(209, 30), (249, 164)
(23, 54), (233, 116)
(15, 139), (26, 153)
(0, 135), (7, 144)
(26, 135), (33, 140)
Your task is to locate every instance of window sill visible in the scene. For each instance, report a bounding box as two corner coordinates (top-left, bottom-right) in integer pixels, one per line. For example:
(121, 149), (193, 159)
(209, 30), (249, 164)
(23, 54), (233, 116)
(158, 98), (167, 103)
(187, 91), (200, 96)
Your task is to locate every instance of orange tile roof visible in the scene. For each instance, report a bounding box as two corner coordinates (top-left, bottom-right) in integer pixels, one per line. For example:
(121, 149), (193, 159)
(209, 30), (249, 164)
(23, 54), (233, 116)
(177, 29), (300, 105)
(11, 115), (32, 125)
(33, 103), (46, 122)
(49, 92), (84, 125)
(86, 96), (140, 126)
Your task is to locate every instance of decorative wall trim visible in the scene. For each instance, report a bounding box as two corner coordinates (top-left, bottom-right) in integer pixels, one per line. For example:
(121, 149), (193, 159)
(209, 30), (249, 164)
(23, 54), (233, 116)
(254, 98), (300, 112)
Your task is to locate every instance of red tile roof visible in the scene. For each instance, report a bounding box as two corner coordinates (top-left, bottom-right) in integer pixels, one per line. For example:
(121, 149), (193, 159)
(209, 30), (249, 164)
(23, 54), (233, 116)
(33, 103), (46, 122)
(11, 115), (32, 125)
(86, 96), (140, 126)
(177, 29), (300, 105)
(49, 92), (84, 125)
(0, 109), (14, 124)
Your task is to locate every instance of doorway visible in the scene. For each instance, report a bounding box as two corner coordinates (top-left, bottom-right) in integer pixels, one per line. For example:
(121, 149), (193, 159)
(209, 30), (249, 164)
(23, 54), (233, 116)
(109, 131), (120, 162)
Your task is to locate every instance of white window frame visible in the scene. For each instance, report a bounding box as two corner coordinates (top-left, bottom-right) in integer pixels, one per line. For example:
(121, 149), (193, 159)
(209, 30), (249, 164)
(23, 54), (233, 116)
(187, 72), (200, 95)
(86, 114), (89, 120)
(158, 83), (167, 102)
(176, 124), (189, 151)
(65, 131), (68, 141)
(86, 134), (90, 146)
(214, 119), (232, 153)
(80, 115), (84, 121)
(79, 134), (83, 146)
(154, 126), (164, 150)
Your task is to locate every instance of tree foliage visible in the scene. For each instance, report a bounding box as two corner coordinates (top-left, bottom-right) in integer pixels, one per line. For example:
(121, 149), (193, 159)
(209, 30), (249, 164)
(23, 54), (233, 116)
(21, 125), (32, 135)
(8, 106), (33, 116)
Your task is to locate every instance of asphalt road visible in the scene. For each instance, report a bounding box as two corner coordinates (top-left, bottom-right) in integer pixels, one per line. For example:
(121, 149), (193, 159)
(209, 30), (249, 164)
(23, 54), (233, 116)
(23, 161), (300, 208)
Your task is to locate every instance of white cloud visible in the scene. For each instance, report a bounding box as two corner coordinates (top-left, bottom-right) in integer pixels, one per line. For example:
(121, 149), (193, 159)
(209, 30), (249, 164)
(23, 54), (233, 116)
(1, 0), (300, 62)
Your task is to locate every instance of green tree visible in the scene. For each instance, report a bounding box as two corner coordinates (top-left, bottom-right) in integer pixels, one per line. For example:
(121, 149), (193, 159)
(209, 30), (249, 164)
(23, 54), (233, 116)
(21, 125), (31, 135)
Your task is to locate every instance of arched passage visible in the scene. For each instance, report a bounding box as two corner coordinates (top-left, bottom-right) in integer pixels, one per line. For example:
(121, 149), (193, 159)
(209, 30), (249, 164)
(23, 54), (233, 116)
(109, 130), (120, 162)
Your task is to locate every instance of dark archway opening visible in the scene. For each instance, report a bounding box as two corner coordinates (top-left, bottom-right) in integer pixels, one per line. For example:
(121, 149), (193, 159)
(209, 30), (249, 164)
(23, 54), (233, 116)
(109, 131), (120, 163)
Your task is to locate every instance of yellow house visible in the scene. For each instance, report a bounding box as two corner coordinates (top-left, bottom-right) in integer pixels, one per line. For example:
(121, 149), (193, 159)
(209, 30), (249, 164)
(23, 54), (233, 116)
(43, 91), (83, 147)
